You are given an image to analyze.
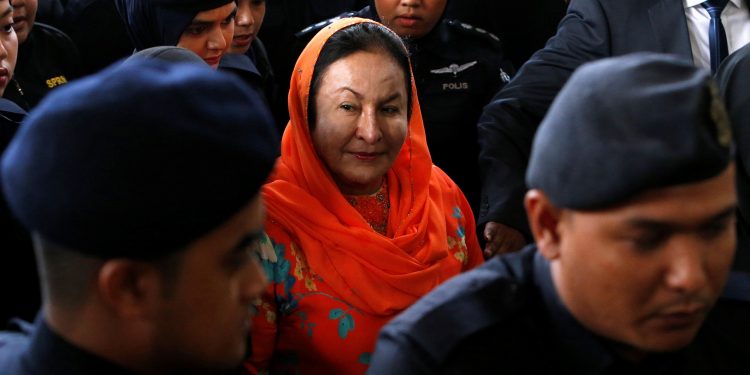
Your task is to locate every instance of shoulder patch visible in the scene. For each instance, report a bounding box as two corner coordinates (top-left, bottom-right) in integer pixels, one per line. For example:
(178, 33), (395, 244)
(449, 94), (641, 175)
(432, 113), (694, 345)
(295, 12), (358, 38)
(445, 19), (502, 46)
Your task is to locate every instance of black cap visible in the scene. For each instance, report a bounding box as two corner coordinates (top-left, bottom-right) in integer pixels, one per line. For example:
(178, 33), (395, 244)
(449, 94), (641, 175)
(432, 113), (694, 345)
(527, 53), (732, 210)
(1, 59), (278, 259)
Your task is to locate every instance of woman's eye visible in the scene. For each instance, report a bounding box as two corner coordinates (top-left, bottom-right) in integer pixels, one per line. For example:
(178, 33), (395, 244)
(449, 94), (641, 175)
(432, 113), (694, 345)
(340, 104), (354, 111)
(185, 25), (207, 35)
(2, 24), (12, 33)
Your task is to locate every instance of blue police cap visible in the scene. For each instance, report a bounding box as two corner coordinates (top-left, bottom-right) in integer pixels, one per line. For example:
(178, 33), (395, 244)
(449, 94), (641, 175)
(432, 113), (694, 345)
(1, 59), (278, 259)
(527, 53), (732, 210)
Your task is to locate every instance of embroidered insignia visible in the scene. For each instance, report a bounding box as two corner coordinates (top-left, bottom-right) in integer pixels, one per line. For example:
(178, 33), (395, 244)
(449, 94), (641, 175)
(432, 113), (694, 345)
(499, 68), (511, 84)
(706, 81), (732, 147)
(430, 61), (478, 77)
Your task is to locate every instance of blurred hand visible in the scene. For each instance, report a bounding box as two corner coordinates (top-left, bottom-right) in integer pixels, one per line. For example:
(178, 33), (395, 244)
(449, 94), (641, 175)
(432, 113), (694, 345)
(483, 221), (526, 258)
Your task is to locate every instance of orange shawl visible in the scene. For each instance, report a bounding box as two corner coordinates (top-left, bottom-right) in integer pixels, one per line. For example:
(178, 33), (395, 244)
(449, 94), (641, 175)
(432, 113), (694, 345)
(263, 18), (473, 315)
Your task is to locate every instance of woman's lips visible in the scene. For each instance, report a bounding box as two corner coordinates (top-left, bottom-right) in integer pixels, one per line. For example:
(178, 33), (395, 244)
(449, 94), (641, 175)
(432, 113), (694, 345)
(352, 152), (381, 161)
(204, 56), (222, 67)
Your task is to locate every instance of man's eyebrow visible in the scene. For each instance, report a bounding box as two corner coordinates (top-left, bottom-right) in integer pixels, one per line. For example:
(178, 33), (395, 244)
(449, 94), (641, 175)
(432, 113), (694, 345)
(625, 206), (737, 231)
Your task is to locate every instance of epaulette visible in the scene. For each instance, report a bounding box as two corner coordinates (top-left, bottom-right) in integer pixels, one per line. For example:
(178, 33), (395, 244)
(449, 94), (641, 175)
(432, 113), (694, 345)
(722, 272), (750, 302)
(295, 12), (358, 38)
(445, 19), (502, 46)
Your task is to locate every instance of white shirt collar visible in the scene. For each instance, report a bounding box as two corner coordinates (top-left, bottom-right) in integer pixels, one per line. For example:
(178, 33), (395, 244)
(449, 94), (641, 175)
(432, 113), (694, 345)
(685, 0), (743, 9)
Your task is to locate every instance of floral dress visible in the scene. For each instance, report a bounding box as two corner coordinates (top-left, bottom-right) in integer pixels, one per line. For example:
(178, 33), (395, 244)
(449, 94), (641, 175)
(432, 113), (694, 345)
(244, 182), (482, 375)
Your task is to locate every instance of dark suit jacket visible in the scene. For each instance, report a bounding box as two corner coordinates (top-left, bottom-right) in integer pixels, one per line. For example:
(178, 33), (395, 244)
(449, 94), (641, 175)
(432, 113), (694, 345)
(717, 43), (750, 272)
(477, 0), (748, 240)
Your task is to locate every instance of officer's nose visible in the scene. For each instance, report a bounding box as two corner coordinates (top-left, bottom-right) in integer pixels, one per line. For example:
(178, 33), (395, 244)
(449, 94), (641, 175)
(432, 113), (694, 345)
(236, 9), (254, 28)
(664, 237), (709, 295)
(400, 0), (422, 8)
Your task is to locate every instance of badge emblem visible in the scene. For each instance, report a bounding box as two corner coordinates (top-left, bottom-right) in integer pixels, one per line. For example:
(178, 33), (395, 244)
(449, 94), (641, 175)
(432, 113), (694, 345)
(430, 61), (478, 78)
(500, 69), (511, 84)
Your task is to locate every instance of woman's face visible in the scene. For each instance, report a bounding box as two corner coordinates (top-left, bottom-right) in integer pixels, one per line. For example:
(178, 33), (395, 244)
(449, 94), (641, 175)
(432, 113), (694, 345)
(312, 50), (408, 195)
(0, 0), (17, 96)
(230, 0), (265, 54)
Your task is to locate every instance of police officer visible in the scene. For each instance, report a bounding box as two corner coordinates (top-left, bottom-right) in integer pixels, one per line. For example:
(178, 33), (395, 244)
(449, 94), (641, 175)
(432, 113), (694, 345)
(367, 54), (750, 374)
(0, 58), (278, 374)
(0, 0), (37, 326)
(3, 0), (81, 110)
(298, 0), (514, 222)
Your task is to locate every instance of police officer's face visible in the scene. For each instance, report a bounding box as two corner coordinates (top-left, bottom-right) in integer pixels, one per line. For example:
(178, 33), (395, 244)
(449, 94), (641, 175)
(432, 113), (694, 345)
(10, 0), (35, 45)
(374, 0), (447, 39)
(151, 194), (267, 372)
(229, 0), (265, 55)
(312, 50), (408, 195)
(0, 0), (17, 96)
(177, 3), (237, 69)
(535, 166), (736, 356)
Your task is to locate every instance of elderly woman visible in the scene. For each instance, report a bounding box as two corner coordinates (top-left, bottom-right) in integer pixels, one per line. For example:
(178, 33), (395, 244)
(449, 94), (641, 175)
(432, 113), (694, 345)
(245, 18), (483, 375)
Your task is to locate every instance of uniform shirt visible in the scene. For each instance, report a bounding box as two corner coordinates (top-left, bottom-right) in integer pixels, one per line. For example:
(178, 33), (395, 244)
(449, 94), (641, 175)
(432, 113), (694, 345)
(684, 0), (750, 70)
(368, 246), (750, 374)
(3, 23), (81, 111)
(297, 5), (515, 214)
(0, 99), (36, 326)
(0, 319), (135, 375)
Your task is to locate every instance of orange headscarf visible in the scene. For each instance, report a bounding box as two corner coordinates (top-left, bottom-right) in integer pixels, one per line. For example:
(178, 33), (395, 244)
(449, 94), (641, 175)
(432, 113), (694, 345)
(263, 18), (468, 315)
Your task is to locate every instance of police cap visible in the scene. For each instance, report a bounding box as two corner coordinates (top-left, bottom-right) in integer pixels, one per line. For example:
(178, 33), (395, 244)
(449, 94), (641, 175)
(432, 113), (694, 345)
(1, 59), (278, 259)
(527, 53), (732, 210)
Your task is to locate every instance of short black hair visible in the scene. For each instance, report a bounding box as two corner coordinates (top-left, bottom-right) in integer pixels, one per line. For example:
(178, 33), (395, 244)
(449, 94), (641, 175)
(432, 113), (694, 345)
(34, 234), (186, 310)
(308, 22), (413, 130)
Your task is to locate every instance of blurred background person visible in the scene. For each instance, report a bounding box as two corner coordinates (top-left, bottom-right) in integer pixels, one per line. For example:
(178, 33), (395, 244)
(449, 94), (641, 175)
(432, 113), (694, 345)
(0, 0), (36, 327)
(3, 0), (80, 110)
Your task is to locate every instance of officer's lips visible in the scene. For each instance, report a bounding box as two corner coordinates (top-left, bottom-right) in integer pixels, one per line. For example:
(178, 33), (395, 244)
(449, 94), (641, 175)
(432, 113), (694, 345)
(12, 17), (27, 32)
(395, 15), (422, 28)
(233, 33), (254, 48)
(649, 304), (708, 329)
(0, 66), (8, 87)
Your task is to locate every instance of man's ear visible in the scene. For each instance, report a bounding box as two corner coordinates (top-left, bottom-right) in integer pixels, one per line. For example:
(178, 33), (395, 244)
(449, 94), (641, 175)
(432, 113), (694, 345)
(96, 260), (163, 319)
(524, 189), (564, 260)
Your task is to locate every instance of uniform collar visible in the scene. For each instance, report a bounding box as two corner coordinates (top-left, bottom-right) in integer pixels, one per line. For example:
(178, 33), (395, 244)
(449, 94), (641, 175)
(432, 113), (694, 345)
(532, 251), (616, 375)
(23, 319), (135, 375)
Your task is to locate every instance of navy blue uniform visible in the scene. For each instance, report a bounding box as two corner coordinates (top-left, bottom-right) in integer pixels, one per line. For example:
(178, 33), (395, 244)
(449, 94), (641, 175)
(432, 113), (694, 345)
(445, 0), (567, 68)
(3, 23), (80, 110)
(0, 99), (35, 326)
(368, 247), (750, 374)
(298, 3), (514, 213)
(0, 319), (136, 375)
